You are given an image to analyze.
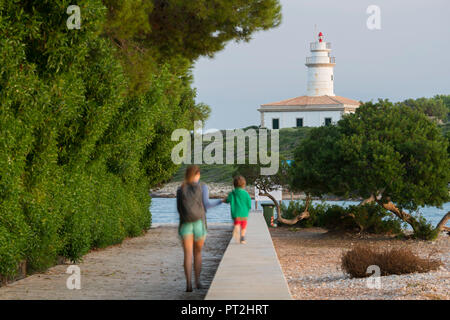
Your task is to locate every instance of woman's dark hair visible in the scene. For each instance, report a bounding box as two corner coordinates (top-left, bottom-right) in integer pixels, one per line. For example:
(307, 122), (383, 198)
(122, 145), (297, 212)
(183, 165), (200, 186)
(233, 175), (246, 188)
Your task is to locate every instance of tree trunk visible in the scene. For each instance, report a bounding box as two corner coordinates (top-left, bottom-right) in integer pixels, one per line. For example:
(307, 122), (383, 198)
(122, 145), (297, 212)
(376, 200), (422, 233)
(359, 194), (376, 206)
(266, 194), (311, 225)
(359, 190), (384, 206)
(260, 192), (282, 222)
(435, 211), (450, 232)
(377, 201), (450, 235)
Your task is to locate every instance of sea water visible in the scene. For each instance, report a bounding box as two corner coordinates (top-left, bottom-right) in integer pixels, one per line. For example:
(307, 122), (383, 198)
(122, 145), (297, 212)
(150, 198), (450, 228)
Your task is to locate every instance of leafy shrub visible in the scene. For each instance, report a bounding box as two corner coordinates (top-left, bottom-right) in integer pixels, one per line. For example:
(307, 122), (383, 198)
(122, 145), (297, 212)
(0, 1), (194, 278)
(281, 202), (403, 235)
(325, 204), (403, 234)
(341, 246), (442, 278)
(281, 200), (328, 227)
(410, 215), (440, 241)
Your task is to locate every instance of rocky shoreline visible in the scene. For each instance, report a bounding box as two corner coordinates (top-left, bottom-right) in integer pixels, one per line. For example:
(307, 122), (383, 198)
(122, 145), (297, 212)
(150, 182), (353, 201)
(150, 182), (307, 200)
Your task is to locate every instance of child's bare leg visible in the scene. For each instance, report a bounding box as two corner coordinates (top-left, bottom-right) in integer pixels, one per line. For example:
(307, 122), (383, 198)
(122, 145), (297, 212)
(232, 223), (240, 243)
(240, 220), (247, 243)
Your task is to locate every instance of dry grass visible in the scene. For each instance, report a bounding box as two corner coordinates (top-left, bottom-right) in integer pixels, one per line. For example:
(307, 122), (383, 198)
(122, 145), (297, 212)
(341, 246), (443, 278)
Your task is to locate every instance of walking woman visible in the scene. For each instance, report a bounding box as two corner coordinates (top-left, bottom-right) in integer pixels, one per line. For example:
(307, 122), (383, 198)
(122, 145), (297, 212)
(176, 165), (222, 292)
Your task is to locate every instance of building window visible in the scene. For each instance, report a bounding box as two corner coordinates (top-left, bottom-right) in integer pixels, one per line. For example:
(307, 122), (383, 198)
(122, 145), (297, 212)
(272, 118), (279, 130)
(325, 118), (332, 126)
(331, 75), (334, 81)
(296, 118), (303, 127)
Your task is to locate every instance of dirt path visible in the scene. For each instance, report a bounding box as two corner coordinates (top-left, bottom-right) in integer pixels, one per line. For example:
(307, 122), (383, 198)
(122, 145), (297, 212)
(271, 227), (449, 300)
(0, 225), (231, 300)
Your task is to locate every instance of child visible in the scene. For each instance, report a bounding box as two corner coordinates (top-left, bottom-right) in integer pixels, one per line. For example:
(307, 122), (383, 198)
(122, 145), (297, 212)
(224, 176), (252, 244)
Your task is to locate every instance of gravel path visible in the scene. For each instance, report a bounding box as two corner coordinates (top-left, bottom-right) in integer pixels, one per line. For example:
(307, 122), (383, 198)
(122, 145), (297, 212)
(0, 225), (231, 300)
(271, 228), (449, 300)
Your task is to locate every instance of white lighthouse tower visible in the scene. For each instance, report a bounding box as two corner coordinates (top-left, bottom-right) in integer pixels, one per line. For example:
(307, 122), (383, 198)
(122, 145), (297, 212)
(306, 32), (335, 96)
(258, 31), (360, 129)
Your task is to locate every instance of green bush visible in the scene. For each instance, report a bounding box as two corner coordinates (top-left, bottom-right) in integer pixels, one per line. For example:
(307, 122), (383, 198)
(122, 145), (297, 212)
(281, 201), (403, 235)
(321, 204), (403, 234)
(281, 200), (328, 228)
(0, 1), (194, 278)
(316, 205), (357, 231)
(410, 215), (439, 241)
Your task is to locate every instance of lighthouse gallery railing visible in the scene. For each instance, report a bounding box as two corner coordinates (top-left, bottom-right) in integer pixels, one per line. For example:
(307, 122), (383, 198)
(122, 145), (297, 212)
(306, 56), (335, 64)
(310, 42), (332, 50)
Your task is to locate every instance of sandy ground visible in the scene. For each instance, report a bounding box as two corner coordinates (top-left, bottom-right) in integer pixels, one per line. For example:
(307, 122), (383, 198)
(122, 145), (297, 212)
(0, 225), (231, 300)
(270, 227), (450, 300)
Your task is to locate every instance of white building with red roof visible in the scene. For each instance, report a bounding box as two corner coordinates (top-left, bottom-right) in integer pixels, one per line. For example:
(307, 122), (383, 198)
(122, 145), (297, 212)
(258, 32), (360, 129)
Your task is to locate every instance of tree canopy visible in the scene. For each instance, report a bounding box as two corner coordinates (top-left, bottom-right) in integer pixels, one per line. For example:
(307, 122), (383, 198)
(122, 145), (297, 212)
(102, 0), (282, 93)
(402, 97), (448, 122)
(290, 100), (450, 238)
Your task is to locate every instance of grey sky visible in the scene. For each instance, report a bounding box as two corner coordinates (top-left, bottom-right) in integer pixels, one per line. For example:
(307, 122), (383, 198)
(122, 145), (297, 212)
(192, 0), (450, 130)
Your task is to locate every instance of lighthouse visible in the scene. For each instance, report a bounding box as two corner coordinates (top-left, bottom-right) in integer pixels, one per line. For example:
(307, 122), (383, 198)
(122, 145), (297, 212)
(258, 32), (360, 129)
(306, 32), (336, 96)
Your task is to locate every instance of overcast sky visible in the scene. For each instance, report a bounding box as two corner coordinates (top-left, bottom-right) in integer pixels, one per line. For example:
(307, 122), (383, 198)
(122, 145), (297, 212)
(192, 0), (450, 130)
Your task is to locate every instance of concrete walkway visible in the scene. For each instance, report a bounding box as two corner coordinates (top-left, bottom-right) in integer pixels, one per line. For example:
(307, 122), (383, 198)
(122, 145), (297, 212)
(205, 210), (292, 300)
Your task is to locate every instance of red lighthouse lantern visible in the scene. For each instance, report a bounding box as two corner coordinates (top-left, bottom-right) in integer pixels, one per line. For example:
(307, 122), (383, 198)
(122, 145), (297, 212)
(318, 32), (324, 43)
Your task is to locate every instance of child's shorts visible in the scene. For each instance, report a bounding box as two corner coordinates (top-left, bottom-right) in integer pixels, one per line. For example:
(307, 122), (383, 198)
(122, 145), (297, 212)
(233, 217), (248, 229)
(179, 219), (207, 241)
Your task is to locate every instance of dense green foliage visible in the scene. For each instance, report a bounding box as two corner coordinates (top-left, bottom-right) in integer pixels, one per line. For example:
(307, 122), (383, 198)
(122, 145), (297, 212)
(102, 0), (282, 94)
(281, 201), (403, 234)
(290, 100), (450, 239)
(402, 96), (449, 121)
(136, 0), (282, 60)
(0, 0), (282, 277)
(434, 94), (450, 121)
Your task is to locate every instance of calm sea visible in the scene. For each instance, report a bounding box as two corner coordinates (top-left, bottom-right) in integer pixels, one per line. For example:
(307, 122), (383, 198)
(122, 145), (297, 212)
(150, 198), (450, 228)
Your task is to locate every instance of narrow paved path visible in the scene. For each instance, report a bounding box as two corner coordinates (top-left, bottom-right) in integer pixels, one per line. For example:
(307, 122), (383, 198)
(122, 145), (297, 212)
(206, 211), (292, 300)
(0, 226), (231, 300)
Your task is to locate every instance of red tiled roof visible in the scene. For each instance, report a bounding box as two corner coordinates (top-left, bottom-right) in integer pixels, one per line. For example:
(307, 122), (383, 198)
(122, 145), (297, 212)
(261, 95), (360, 106)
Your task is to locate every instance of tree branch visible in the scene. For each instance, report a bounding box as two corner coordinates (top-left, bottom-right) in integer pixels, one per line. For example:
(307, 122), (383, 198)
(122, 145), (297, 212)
(271, 194), (311, 226)
(436, 211), (450, 232)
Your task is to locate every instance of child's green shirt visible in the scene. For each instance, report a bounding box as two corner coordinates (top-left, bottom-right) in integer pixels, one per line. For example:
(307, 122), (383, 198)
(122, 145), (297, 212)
(226, 188), (252, 219)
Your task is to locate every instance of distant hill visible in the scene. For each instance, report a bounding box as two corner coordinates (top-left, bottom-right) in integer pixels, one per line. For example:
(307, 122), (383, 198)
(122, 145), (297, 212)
(170, 127), (312, 183)
(170, 123), (450, 183)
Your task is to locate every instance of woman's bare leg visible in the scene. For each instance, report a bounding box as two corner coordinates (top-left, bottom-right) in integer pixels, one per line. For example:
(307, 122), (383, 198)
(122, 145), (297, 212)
(193, 238), (205, 288)
(182, 235), (194, 292)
